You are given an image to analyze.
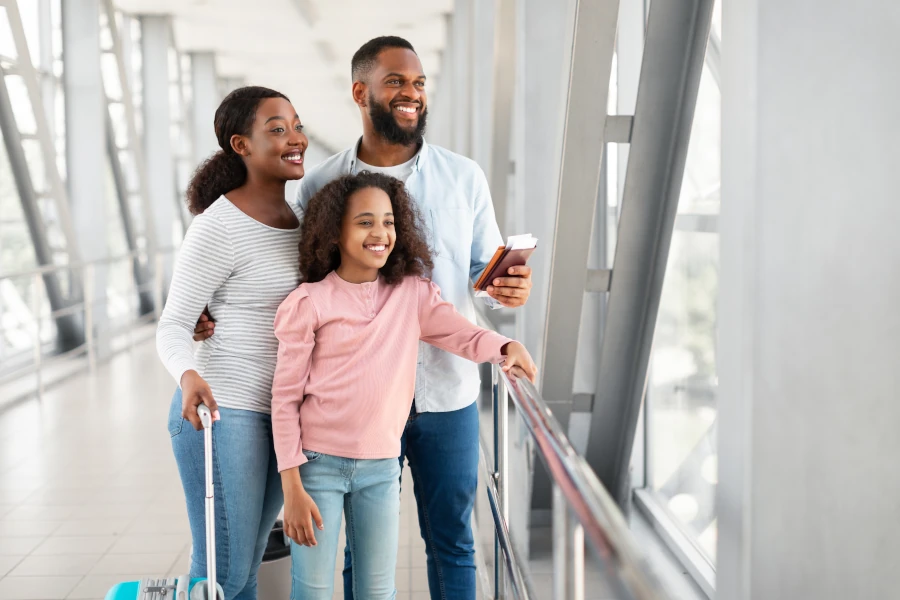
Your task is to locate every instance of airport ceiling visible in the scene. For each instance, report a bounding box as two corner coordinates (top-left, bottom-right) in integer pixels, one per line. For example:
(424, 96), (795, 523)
(115, 0), (453, 153)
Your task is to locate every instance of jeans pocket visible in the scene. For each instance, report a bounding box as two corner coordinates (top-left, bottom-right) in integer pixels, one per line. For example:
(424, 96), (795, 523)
(167, 390), (185, 438)
(302, 450), (322, 463)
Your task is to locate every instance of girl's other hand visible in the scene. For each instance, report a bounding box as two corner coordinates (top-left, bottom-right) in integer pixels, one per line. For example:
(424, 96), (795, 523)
(180, 370), (220, 430)
(500, 341), (538, 383)
(282, 475), (324, 547)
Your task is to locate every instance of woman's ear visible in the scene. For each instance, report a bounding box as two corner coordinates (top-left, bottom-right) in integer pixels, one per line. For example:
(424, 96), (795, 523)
(230, 134), (250, 157)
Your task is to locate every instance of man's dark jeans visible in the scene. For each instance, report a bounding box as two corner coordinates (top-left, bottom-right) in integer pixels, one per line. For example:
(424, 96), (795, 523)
(343, 400), (480, 600)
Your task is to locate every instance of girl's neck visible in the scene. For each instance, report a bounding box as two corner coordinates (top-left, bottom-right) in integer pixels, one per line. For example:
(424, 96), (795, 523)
(335, 263), (380, 284)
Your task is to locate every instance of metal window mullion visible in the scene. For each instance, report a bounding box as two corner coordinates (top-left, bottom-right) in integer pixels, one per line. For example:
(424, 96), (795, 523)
(2, 0), (80, 264)
(0, 64), (83, 349)
(534, 0), (620, 512)
(583, 0), (716, 509)
(488, 0), (516, 236)
(100, 0), (156, 255)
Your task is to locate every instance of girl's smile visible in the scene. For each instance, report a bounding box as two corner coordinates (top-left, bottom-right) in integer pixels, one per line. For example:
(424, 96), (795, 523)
(336, 186), (396, 283)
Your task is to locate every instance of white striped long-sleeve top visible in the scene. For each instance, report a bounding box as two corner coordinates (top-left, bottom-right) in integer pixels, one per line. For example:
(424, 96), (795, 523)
(156, 196), (302, 414)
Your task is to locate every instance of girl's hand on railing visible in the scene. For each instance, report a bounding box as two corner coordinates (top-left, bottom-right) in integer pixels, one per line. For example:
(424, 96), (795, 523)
(500, 341), (538, 383)
(180, 370), (220, 429)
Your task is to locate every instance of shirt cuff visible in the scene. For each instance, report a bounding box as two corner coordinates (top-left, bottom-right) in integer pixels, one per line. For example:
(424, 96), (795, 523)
(277, 451), (308, 473)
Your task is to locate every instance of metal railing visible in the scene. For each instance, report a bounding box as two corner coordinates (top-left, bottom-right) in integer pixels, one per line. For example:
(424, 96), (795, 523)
(0, 248), (175, 400)
(480, 365), (671, 600)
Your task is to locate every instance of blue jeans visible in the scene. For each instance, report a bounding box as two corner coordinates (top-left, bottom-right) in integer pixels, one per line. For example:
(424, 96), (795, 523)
(290, 451), (400, 600)
(169, 390), (284, 600)
(343, 400), (480, 600)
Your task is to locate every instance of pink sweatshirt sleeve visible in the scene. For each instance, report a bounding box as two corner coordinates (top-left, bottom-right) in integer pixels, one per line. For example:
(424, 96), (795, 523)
(416, 278), (512, 364)
(271, 286), (317, 472)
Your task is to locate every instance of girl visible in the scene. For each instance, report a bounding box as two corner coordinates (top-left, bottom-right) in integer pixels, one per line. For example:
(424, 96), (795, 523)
(156, 86), (307, 599)
(271, 171), (537, 599)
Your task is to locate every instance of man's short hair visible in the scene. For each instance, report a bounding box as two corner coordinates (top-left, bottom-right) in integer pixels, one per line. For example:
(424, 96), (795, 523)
(351, 36), (417, 82)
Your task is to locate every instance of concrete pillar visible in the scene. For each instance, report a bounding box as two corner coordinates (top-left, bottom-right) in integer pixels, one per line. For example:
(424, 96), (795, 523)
(516, 0), (574, 373)
(190, 51), (218, 163)
(451, 0), (471, 156)
(62, 0), (109, 341)
(140, 16), (177, 256)
(718, 1), (900, 598)
(469, 0), (494, 172)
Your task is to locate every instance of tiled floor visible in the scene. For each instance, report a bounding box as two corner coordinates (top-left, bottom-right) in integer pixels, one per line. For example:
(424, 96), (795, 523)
(0, 338), (705, 600)
(0, 341), (451, 600)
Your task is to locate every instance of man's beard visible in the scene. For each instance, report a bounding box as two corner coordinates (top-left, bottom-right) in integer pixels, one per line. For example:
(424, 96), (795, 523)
(368, 93), (427, 146)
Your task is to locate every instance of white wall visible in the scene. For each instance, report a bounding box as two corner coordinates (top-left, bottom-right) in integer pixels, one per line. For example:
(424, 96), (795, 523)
(718, 1), (900, 598)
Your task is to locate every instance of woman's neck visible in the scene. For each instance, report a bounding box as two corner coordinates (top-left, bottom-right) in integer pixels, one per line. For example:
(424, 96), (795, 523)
(225, 172), (295, 229)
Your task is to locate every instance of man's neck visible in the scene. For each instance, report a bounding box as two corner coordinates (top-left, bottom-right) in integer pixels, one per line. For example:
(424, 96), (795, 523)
(357, 129), (420, 167)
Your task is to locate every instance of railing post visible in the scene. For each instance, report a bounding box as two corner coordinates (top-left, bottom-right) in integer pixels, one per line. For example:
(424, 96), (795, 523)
(552, 484), (569, 600)
(154, 251), (164, 320)
(571, 521), (585, 600)
(553, 482), (586, 600)
(31, 272), (43, 398)
(492, 366), (507, 599)
(83, 264), (96, 371)
(128, 254), (137, 349)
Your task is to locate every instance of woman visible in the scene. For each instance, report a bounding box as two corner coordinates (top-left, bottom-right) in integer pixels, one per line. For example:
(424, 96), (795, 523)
(156, 86), (307, 600)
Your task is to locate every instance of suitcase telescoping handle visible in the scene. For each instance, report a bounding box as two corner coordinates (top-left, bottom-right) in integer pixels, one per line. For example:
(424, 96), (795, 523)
(197, 405), (216, 600)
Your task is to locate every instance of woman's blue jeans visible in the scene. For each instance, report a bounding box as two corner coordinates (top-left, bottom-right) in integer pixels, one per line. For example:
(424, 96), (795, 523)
(169, 389), (284, 600)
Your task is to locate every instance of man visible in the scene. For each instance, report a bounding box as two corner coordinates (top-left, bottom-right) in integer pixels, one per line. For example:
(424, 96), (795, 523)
(196, 36), (532, 600)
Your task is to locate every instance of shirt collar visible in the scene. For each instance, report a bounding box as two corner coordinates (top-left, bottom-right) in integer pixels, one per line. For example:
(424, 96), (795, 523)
(347, 137), (429, 173)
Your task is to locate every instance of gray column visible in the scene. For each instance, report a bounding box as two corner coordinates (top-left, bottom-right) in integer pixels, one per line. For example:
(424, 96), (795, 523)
(450, 0), (472, 156)
(718, 1), (900, 598)
(140, 15), (176, 255)
(62, 0), (109, 341)
(506, 0), (575, 549)
(516, 0), (574, 372)
(190, 51), (218, 163)
(469, 0), (494, 172)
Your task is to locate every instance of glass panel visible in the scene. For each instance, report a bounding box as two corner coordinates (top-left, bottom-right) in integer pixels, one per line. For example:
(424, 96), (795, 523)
(647, 230), (719, 561)
(711, 1), (722, 41)
(17, 0), (41, 68)
(21, 139), (46, 193)
(5, 74), (37, 134)
(644, 0), (721, 566)
(105, 156), (128, 256)
(0, 7), (16, 60)
(678, 63), (721, 215)
(101, 52), (122, 101)
(0, 126), (38, 273)
(109, 102), (128, 149)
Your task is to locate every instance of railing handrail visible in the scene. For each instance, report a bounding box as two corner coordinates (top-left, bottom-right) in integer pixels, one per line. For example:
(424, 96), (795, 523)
(0, 246), (178, 282)
(498, 370), (669, 600)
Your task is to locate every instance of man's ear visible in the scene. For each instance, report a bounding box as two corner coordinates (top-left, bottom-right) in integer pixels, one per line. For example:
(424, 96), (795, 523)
(352, 81), (367, 108)
(230, 134), (250, 157)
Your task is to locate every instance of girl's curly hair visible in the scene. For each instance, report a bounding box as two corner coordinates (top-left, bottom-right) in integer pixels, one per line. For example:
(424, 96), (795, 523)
(299, 172), (434, 285)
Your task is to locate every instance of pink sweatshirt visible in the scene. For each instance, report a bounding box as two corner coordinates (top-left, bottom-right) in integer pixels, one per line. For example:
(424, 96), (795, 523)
(271, 272), (512, 472)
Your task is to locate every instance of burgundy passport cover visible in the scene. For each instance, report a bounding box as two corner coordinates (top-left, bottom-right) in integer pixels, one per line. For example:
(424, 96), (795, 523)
(474, 246), (536, 291)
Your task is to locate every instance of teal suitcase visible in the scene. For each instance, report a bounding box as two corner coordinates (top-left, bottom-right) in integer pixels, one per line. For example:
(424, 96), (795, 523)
(105, 406), (223, 600)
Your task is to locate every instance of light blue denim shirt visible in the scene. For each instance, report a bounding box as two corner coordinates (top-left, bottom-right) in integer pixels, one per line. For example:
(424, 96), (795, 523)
(295, 138), (503, 413)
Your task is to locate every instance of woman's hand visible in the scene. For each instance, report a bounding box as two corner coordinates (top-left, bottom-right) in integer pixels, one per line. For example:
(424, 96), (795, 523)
(180, 370), (220, 430)
(500, 342), (538, 383)
(282, 470), (324, 547)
